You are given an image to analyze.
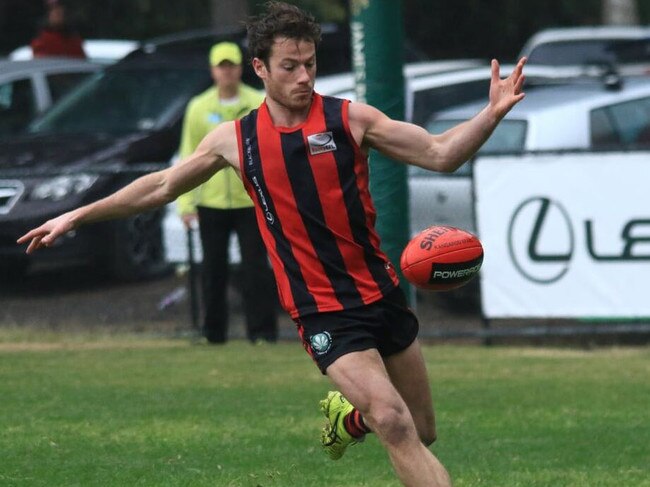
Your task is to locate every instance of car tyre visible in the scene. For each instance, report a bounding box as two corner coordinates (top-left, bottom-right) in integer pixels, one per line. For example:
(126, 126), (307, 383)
(107, 209), (171, 281)
(0, 260), (28, 283)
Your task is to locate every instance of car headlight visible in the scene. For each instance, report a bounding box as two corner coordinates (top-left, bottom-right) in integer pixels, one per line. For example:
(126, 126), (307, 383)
(31, 174), (98, 201)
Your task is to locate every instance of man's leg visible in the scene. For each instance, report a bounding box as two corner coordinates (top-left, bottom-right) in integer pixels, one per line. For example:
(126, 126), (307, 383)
(197, 207), (231, 343)
(326, 349), (452, 487)
(384, 339), (437, 445)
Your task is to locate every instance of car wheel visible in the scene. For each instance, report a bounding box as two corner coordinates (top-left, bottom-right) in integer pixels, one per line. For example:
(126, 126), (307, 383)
(107, 209), (171, 281)
(0, 260), (28, 284)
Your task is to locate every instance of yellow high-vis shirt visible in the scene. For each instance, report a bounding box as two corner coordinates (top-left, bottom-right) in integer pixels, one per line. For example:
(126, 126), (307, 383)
(176, 84), (264, 214)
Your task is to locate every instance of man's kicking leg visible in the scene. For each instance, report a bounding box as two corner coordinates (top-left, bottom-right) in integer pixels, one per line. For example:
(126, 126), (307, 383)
(320, 390), (369, 460)
(384, 339), (437, 445)
(323, 347), (451, 487)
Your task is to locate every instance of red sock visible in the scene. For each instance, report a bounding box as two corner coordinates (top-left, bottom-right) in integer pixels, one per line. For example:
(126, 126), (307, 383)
(343, 408), (371, 438)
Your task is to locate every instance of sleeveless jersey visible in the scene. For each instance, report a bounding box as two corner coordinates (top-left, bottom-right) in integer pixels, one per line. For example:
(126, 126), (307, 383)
(236, 93), (399, 318)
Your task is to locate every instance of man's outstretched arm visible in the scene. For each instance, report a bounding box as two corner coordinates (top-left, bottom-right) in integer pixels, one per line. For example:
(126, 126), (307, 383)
(17, 122), (236, 254)
(353, 57), (526, 173)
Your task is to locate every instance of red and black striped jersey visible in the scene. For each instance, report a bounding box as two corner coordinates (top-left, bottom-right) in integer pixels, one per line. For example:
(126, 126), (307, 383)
(236, 93), (399, 318)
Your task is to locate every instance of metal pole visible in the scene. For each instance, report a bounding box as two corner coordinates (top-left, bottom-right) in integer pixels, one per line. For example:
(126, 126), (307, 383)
(186, 227), (201, 335)
(350, 0), (413, 304)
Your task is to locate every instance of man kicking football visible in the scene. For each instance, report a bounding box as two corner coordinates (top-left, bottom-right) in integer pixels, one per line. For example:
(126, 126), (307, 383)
(19, 2), (526, 485)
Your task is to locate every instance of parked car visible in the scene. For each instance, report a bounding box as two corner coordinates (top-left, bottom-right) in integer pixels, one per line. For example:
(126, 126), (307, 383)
(0, 58), (100, 137)
(417, 75), (650, 236)
(9, 39), (139, 64)
(519, 26), (650, 75)
(1, 26), (426, 279)
(0, 43), (213, 279)
(314, 63), (585, 234)
(0, 28), (568, 283)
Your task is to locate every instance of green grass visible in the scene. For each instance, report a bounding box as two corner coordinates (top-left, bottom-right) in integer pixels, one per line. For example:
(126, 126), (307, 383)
(0, 329), (648, 486)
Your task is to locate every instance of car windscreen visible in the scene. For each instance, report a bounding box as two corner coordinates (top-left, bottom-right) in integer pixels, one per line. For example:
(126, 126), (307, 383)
(527, 39), (650, 66)
(410, 118), (527, 176)
(429, 118), (527, 154)
(29, 66), (209, 135)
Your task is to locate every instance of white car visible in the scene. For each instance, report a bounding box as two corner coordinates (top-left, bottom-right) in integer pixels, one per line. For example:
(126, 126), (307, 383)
(420, 75), (650, 234)
(9, 39), (139, 65)
(164, 61), (587, 265)
(519, 26), (650, 75)
(318, 63), (589, 234)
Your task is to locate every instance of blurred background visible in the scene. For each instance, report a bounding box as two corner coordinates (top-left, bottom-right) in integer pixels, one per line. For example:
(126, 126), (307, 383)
(1, 0), (650, 343)
(1, 0), (649, 60)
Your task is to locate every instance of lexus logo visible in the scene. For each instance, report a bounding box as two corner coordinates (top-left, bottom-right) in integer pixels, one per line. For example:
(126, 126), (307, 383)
(507, 197), (575, 284)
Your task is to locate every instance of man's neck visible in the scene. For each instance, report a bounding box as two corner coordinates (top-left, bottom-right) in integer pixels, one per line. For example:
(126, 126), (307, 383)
(264, 96), (312, 128)
(218, 84), (239, 100)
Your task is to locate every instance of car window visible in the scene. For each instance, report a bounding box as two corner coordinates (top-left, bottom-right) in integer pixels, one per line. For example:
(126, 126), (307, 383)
(428, 118), (527, 153)
(411, 80), (490, 127)
(46, 72), (95, 103)
(30, 67), (209, 135)
(527, 39), (650, 66)
(408, 118), (527, 178)
(591, 96), (650, 148)
(590, 107), (622, 148)
(0, 78), (36, 136)
(612, 38), (650, 64)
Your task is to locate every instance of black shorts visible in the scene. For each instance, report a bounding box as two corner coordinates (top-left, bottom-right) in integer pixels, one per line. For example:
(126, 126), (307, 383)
(294, 286), (419, 374)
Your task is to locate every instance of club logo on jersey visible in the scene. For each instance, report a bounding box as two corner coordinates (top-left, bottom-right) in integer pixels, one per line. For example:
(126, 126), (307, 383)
(310, 331), (332, 355)
(307, 132), (337, 155)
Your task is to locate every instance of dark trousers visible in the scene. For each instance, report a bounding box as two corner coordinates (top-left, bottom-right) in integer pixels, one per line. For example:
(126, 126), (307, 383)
(197, 206), (278, 343)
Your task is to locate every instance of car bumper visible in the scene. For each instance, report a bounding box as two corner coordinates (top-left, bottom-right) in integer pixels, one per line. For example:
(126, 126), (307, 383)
(0, 213), (109, 268)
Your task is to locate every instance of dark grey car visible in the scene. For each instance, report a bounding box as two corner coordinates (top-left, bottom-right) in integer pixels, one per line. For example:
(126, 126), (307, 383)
(0, 59), (101, 137)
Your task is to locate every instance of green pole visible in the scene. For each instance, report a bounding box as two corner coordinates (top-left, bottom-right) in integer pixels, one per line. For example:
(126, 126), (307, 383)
(350, 0), (413, 303)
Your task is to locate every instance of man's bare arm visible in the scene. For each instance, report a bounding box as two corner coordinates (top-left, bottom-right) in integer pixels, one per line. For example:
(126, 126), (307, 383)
(17, 122), (237, 254)
(353, 58), (526, 173)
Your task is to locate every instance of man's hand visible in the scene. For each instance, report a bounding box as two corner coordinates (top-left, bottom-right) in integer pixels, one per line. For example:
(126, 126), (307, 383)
(489, 57), (526, 120)
(181, 212), (199, 230)
(16, 212), (77, 254)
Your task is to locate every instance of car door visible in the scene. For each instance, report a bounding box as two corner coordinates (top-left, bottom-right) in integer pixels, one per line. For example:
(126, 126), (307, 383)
(590, 95), (650, 149)
(45, 71), (97, 105)
(406, 80), (491, 235)
(0, 76), (38, 136)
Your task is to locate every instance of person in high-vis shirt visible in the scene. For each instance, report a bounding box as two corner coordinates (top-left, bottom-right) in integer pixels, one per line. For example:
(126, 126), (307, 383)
(176, 41), (278, 344)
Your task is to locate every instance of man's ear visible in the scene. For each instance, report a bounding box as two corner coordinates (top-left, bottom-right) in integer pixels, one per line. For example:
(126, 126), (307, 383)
(252, 58), (267, 79)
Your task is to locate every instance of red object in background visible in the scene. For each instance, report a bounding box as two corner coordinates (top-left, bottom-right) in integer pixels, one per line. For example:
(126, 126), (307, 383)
(31, 29), (86, 58)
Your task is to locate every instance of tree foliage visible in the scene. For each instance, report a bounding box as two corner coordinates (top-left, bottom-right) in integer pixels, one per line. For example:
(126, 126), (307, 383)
(402, 0), (607, 60)
(249, 0), (347, 22)
(0, 0), (647, 58)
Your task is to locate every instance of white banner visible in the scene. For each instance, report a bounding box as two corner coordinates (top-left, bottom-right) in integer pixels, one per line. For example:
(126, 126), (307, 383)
(474, 152), (650, 318)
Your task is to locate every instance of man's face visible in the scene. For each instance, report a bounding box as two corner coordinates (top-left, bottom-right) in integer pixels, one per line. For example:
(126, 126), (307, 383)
(254, 37), (316, 111)
(211, 61), (242, 90)
(49, 5), (65, 28)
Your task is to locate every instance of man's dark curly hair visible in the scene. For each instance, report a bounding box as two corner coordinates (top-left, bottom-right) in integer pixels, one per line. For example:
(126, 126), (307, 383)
(246, 2), (321, 67)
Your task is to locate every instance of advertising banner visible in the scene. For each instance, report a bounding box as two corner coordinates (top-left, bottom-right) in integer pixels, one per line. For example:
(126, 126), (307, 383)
(474, 152), (650, 318)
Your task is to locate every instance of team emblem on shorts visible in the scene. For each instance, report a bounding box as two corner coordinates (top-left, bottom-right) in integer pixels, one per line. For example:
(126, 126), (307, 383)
(310, 331), (332, 355)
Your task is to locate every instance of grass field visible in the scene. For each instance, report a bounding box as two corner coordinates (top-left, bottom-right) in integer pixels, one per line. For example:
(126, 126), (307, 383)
(0, 328), (648, 487)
